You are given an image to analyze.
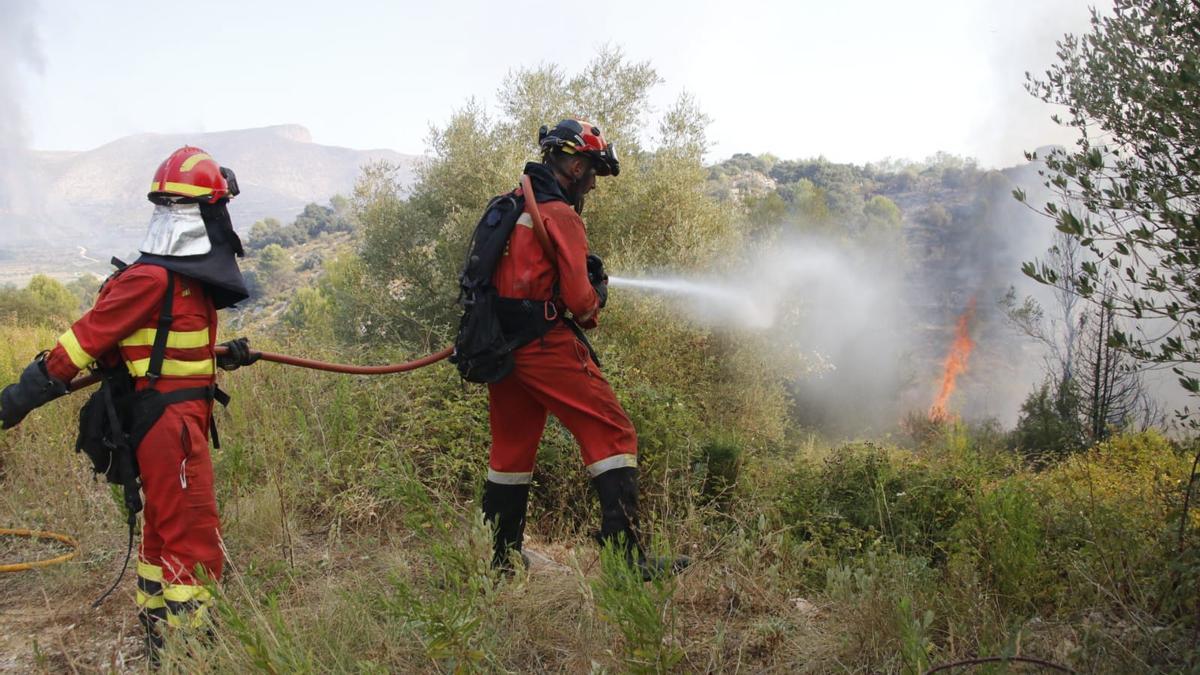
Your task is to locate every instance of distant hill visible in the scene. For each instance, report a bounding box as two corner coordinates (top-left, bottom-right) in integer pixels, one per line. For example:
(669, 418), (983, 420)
(2, 125), (420, 252)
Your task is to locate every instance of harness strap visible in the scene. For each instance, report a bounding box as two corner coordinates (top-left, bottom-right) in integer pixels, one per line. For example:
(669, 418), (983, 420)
(494, 297), (560, 353)
(146, 273), (175, 388)
(125, 385), (229, 454)
(563, 317), (601, 368)
(154, 386), (214, 406)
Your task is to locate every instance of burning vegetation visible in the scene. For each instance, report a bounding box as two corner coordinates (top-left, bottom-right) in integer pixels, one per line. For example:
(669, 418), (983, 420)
(929, 297), (977, 421)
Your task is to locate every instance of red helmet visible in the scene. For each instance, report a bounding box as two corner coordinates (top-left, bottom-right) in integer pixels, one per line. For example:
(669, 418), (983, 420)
(539, 119), (620, 176)
(147, 146), (238, 204)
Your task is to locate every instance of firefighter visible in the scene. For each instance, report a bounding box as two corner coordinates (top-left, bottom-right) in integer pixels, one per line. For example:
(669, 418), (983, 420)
(482, 119), (689, 579)
(0, 146), (259, 656)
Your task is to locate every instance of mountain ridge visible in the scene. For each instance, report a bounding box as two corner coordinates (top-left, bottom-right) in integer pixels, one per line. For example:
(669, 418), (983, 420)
(1, 124), (420, 251)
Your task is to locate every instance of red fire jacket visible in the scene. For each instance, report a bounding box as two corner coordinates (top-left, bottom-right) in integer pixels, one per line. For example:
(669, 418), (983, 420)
(45, 263), (218, 392)
(492, 196), (602, 328)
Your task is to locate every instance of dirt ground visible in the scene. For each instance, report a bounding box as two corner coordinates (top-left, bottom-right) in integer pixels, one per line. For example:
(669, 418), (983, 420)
(0, 569), (145, 673)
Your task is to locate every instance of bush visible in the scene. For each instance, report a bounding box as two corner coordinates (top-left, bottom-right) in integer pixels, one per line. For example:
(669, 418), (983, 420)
(779, 443), (970, 571)
(950, 481), (1047, 607)
(0, 275), (82, 328)
(1011, 380), (1085, 462)
(694, 435), (743, 507)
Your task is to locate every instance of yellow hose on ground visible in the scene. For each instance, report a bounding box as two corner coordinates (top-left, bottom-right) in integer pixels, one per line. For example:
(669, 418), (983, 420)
(0, 528), (80, 572)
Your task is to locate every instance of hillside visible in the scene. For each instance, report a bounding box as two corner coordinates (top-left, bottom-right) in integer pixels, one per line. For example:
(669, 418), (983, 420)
(0, 125), (419, 283)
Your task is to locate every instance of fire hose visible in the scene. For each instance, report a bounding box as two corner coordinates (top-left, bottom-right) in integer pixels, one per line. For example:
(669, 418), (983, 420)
(0, 528), (80, 573)
(67, 344), (454, 392)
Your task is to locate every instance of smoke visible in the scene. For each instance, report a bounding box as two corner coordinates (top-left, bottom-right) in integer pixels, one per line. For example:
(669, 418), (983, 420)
(0, 0), (43, 219)
(972, 0), (1096, 167)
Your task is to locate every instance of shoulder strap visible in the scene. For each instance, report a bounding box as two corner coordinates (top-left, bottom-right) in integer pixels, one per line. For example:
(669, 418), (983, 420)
(146, 272), (176, 387)
(97, 258), (131, 296)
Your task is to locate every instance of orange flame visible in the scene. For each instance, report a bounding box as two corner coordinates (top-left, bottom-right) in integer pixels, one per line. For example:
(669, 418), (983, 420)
(930, 297), (977, 420)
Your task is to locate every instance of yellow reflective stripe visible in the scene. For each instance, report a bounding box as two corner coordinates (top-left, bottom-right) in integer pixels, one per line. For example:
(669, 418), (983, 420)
(136, 589), (165, 609)
(149, 181), (213, 197)
(178, 152), (213, 172)
(163, 583), (212, 604)
(125, 358), (214, 378)
(58, 329), (94, 369)
(137, 560), (164, 582)
(119, 327), (210, 349)
(165, 605), (210, 628)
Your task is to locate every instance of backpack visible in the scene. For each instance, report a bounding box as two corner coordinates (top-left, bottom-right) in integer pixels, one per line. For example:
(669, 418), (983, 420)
(450, 191), (560, 383)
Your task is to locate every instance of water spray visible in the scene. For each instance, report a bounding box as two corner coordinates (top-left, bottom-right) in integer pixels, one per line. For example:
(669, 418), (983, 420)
(608, 275), (776, 328)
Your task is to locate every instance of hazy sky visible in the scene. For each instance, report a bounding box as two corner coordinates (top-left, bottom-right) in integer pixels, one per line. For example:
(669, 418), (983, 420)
(10, 0), (1096, 167)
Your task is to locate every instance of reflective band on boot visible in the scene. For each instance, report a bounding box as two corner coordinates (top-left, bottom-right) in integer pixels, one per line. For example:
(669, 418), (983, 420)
(136, 562), (168, 662)
(586, 453), (637, 477)
(136, 561), (165, 610)
(164, 583), (213, 629)
(486, 468), (533, 485)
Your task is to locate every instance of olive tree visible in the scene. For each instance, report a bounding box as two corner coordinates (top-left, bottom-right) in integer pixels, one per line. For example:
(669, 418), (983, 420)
(1019, 0), (1200, 416)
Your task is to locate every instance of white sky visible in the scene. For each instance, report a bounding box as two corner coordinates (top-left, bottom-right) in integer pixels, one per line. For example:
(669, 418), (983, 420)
(14, 0), (1097, 167)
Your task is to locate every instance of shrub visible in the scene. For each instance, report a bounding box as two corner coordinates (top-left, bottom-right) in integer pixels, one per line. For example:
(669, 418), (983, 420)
(950, 480), (1047, 607)
(779, 444), (970, 571)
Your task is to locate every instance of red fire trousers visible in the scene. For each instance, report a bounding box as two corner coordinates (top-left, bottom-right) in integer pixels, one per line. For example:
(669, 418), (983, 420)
(487, 325), (637, 484)
(136, 397), (222, 617)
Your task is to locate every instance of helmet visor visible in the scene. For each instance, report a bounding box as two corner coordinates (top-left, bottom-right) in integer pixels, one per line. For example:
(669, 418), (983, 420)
(593, 142), (619, 177)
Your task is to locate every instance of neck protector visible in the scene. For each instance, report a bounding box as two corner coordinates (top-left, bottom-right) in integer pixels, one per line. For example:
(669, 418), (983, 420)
(524, 162), (575, 208)
(135, 202), (249, 309)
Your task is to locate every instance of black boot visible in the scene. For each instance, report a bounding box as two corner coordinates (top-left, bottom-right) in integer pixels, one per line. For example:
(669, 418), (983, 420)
(481, 480), (530, 571)
(137, 566), (166, 666)
(591, 467), (691, 581)
(138, 606), (166, 666)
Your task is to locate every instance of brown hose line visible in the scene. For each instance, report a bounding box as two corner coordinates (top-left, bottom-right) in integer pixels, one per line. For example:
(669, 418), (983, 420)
(521, 174), (558, 260)
(256, 345), (453, 375)
(69, 345), (454, 392)
(0, 528), (80, 573)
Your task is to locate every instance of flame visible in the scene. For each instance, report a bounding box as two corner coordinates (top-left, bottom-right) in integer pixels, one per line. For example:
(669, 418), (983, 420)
(930, 297), (977, 420)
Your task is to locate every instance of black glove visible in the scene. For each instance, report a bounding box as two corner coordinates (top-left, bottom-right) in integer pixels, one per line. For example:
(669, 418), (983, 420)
(217, 337), (260, 371)
(0, 354), (69, 430)
(587, 253), (609, 309)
